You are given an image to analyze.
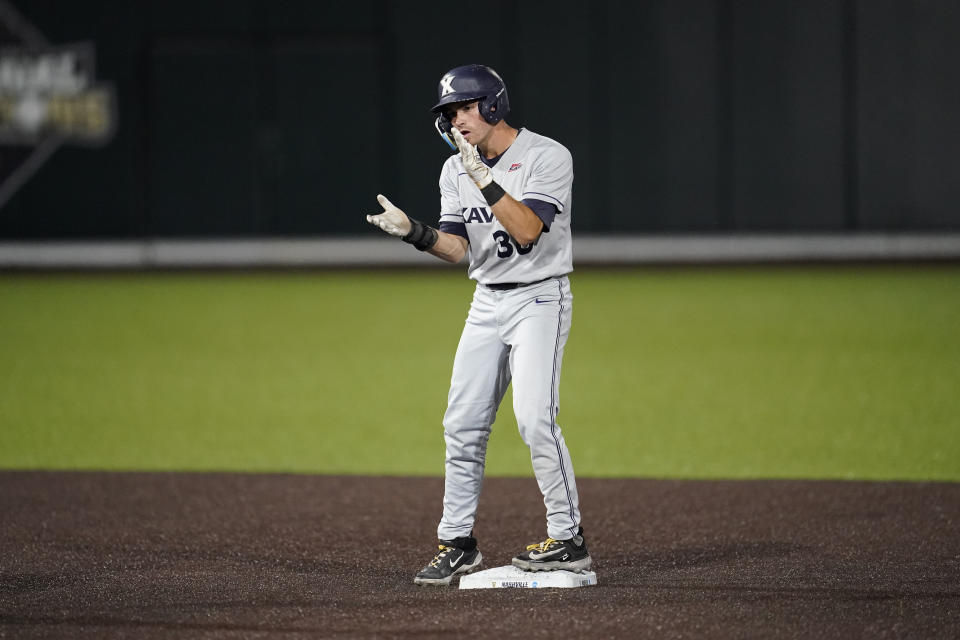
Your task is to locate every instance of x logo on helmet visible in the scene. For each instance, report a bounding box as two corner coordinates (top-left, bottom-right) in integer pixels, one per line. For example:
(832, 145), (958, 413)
(440, 74), (455, 96)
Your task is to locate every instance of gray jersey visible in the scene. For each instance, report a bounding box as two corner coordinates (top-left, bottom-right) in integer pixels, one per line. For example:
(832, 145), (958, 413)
(438, 129), (574, 285)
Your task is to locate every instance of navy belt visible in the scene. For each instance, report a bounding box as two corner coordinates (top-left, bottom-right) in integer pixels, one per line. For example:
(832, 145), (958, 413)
(485, 277), (554, 291)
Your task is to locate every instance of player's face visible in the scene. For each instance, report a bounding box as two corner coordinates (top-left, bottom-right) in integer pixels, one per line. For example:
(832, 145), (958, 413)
(445, 101), (493, 146)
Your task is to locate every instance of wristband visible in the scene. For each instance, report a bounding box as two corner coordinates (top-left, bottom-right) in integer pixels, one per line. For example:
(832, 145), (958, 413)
(402, 218), (439, 251)
(480, 181), (506, 206)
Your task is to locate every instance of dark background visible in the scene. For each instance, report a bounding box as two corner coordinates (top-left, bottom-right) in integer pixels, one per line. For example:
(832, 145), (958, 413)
(1, 0), (958, 239)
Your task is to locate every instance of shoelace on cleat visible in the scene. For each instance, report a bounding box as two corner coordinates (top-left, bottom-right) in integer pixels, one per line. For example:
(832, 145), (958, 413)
(526, 538), (561, 552)
(428, 545), (455, 568)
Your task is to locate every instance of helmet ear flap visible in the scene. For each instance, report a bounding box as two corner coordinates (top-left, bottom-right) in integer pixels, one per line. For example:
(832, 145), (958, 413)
(479, 86), (509, 124)
(479, 97), (496, 123)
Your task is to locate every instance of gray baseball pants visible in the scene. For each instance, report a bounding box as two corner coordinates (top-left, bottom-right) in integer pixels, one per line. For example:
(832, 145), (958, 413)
(437, 275), (582, 542)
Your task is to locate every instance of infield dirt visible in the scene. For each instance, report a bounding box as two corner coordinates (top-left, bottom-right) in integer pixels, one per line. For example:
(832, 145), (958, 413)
(1, 472), (958, 638)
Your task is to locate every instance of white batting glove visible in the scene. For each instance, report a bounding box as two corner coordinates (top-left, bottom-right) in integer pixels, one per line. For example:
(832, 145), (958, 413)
(452, 127), (493, 189)
(366, 194), (412, 237)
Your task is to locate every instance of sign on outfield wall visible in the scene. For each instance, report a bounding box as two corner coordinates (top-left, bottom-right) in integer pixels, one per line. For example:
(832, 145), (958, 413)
(0, 43), (115, 144)
(0, 1), (116, 208)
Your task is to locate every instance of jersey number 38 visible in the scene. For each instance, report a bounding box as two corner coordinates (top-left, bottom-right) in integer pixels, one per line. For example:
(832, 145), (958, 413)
(493, 230), (534, 258)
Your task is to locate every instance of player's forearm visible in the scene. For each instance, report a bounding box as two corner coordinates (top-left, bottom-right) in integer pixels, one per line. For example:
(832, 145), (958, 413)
(451, 127), (543, 247)
(491, 194), (544, 247)
(428, 231), (468, 263)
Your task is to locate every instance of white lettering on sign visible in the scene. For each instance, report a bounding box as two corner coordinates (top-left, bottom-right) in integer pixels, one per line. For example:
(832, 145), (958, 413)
(0, 51), (88, 93)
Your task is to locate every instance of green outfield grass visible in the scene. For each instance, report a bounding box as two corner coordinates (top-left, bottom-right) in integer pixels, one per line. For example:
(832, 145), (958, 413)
(1, 266), (958, 480)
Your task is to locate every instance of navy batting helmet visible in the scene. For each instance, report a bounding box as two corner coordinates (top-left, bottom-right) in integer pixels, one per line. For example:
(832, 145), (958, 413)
(431, 64), (510, 150)
(431, 64), (510, 123)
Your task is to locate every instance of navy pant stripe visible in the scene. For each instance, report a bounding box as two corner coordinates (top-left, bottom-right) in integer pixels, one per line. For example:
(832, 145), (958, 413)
(549, 279), (577, 537)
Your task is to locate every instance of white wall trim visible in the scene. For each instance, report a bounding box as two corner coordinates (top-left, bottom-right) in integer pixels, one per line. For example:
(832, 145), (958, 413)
(1, 233), (959, 269)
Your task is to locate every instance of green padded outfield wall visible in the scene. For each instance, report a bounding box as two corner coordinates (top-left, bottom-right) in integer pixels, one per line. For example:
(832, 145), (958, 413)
(1, 0), (958, 238)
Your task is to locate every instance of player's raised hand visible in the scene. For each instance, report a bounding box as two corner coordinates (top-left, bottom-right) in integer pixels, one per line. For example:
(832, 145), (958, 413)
(452, 127), (493, 189)
(366, 194), (412, 237)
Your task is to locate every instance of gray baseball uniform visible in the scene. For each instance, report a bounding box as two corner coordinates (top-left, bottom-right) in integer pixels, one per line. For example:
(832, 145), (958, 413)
(435, 128), (582, 542)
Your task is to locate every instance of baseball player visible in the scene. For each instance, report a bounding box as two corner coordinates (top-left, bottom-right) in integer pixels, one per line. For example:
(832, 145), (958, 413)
(365, 64), (591, 586)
